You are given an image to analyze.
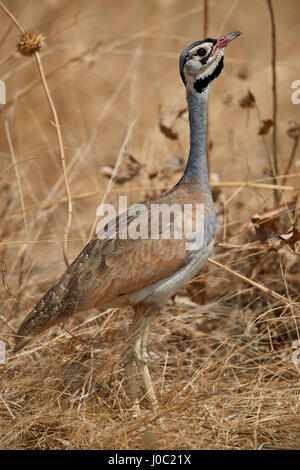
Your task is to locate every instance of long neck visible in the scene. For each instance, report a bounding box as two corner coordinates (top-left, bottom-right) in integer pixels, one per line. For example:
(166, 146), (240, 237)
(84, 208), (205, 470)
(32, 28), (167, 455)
(181, 86), (210, 189)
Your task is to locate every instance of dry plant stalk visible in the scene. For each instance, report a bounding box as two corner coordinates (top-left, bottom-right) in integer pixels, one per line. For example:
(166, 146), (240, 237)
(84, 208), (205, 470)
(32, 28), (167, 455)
(6, 181), (299, 220)
(207, 257), (294, 307)
(87, 118), (138, 242)
(1, 108), (29, 243)
(0, 0), (72, 266)
(266, 0), (279, 205)
(203, 0), (209, 37)
(282, 121), (300, 189)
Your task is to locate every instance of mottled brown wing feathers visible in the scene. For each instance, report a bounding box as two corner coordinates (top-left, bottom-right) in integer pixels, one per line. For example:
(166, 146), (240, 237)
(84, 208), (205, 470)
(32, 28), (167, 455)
(13, 184), (207, 353)
(13, 217), (186, 352)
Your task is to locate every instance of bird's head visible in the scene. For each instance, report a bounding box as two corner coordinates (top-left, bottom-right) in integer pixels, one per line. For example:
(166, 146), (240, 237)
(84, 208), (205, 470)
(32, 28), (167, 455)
(179, 31), (242, 93)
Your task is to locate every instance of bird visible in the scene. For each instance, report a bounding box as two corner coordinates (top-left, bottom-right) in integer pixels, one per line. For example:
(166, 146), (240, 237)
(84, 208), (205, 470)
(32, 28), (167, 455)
(13, 30), (242, 415)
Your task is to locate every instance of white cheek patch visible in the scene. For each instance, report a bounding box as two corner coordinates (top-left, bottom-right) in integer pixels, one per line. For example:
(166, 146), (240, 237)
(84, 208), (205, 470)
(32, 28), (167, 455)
(196, 49), (223, 79)
(183, 48), (223, 87)
(183, 43), (224, 91)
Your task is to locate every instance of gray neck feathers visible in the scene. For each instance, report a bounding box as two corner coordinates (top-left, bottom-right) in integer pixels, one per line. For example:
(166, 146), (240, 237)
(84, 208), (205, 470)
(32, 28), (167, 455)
(182, 85), (210, 189)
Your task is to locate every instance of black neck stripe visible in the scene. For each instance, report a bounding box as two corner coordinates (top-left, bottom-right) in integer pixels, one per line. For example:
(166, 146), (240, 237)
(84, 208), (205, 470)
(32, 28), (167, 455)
(193, 56), (224, 93)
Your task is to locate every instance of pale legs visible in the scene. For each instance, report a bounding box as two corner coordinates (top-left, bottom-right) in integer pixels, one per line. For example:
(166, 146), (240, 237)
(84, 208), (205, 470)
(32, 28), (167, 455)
(124, 306), (158, 415)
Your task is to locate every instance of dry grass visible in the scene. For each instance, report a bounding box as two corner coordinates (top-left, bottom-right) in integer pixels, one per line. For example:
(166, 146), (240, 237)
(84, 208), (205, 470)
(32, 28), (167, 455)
(1, 0), (300, 450)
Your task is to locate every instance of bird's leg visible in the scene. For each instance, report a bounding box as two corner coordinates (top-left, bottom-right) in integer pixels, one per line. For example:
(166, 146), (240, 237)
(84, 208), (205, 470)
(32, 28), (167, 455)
(124, 310), (142, 416)
(125, 360), (140, 417)
(133, 313), (159, 413)
(123, 307), (158, 415)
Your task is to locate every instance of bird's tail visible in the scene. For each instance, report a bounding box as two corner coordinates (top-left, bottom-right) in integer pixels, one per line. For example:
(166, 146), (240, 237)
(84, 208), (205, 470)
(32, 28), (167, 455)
(13, 238), (101, 353)
(13, 274), (80, 354)
(13, 311), (59, 353)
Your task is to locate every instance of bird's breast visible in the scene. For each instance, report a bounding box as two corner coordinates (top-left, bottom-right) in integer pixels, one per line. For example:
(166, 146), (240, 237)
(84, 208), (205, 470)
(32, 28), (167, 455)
(128, 236), (215, 308)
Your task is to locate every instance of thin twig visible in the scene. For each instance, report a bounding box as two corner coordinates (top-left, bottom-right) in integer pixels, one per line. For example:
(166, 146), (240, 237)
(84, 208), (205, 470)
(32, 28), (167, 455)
(266, 0), (279, 205)
(282, 137), (299, 188)
(88, 118), (138, 242)
(0, 0), (24, 33)
(0, 394), (15, 420)
(214, 181), (297, 190)
(34, 52), (72, 266)
(207, 257), (295, 307)
(1, 108), (29, 244)
(160, 351), (169, 396)
(254, 103), (274, 178)
(203, 0), (208, 37)
(6, 180), (299, 218)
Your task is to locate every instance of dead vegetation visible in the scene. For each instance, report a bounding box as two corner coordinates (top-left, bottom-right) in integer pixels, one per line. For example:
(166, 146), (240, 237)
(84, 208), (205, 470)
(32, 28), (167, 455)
(0, 0), (300, 450)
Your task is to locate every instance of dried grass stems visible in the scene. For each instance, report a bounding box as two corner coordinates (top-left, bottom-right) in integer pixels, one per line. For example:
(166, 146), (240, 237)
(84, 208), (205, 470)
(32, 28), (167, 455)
(0, 0), (72, 266)
(0, 0), (300, 451)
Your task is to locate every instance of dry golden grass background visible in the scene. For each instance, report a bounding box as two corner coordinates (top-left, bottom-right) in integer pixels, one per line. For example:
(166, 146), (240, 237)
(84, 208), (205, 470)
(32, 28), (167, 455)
(0, 0), (300, 450)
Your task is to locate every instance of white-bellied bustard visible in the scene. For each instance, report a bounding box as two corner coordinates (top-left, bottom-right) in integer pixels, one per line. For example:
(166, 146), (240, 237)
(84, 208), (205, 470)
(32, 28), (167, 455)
(13, 31), (242, 415)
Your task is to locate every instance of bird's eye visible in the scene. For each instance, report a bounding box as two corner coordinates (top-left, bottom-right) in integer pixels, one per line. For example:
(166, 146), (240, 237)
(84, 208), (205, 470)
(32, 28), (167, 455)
(197, 48), (207, 57)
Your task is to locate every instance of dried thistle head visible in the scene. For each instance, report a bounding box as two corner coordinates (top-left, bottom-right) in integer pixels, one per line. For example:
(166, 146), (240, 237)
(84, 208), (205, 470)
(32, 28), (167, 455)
(17, 31), (45, 56)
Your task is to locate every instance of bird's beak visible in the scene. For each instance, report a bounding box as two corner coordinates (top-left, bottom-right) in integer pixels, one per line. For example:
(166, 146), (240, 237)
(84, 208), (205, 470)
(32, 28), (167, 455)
(211, 30), (242, 56)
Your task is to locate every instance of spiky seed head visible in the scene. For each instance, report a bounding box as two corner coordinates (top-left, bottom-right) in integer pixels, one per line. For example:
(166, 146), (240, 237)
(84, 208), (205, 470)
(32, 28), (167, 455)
(17, 31), (45, 56)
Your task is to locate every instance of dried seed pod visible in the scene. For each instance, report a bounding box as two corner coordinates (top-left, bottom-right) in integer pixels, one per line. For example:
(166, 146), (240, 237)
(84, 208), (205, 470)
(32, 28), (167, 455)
(101, 152), (143, 184)
(287, 120), (300, 140)
(251, 214), (283, 251)
(17, 31), (45, 56)
(239, 90), (256, 108)
(258, 119), (274, 135)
